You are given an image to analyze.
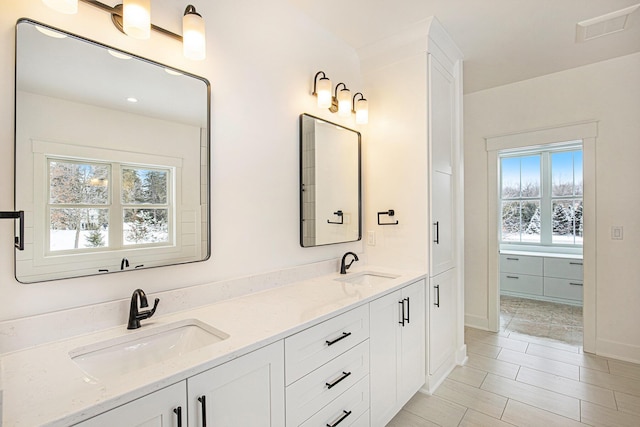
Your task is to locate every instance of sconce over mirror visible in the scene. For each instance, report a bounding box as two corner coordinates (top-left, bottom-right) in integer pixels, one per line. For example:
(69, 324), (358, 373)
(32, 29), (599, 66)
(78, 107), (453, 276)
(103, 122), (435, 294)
(300, 114), (361, 247)
(14, 19), (210, 283)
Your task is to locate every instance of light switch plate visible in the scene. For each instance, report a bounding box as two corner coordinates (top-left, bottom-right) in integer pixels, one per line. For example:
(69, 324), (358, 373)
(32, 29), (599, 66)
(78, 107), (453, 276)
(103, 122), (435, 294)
(611, 226), (623, 240)
(367, 230), (376, 246)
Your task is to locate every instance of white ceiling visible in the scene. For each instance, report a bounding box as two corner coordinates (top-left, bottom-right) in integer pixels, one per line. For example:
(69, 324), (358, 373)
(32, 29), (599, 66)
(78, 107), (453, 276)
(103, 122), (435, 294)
(288, 0), (640, 93)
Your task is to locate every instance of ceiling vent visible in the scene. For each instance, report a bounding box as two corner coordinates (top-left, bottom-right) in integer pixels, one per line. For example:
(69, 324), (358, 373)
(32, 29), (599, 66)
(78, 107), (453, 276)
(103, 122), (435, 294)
(576, 3), (640, 42)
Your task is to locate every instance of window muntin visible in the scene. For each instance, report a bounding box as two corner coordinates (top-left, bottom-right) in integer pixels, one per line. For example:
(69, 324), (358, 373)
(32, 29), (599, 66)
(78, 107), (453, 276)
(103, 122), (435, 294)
(500, 145), (583, 247)
(47, 158), (172, 253)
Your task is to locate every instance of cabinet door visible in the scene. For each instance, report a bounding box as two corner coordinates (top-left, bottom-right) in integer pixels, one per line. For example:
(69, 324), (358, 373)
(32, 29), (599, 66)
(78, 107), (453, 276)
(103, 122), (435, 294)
(187, 341), (285, 427)
(429, 54), (455, 175)
(399, 280), (425, 403)
(429, 269), (456, 375)
(74, 381), (186, 427)
(369, 289), (401, 426)
(430, 170), (455, 275)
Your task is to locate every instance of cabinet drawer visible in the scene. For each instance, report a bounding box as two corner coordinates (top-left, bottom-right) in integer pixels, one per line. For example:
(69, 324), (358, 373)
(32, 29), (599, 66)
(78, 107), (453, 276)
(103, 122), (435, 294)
(286, 341), (369, 427)
(299, 376), (369, 427)
(285, 304), (369, 385)
(500, 254), (543, 276)
(544, 257), (583, 280)
(544, 277), (583, 301)
(500, 273), (543, 295)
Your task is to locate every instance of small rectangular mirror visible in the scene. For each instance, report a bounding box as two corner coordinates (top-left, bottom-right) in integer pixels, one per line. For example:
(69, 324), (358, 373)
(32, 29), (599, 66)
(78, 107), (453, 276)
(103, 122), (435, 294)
(300, 114), (361, 247)
(14, 19), (210, 283)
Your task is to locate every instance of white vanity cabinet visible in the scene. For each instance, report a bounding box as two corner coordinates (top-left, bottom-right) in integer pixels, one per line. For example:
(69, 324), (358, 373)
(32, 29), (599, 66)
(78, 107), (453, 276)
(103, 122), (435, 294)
(285, 304), (370, 427)
(73, 381), (186, 426)
(187, 341), (285, 427)
(369, 279), (425, 427)
(500, 253), (583, 304)
(428, 268), (456, 376)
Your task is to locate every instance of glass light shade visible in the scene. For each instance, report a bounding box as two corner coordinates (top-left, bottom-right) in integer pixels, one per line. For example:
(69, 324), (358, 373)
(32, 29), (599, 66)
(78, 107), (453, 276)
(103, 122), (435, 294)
(42, 0), (77, 14)
(316, 77), (332, 108)
(183, 12), (206, 60)
(355, 98), (368, 124)
(337, 88), (351, 117)
(123, 0), (151, 40)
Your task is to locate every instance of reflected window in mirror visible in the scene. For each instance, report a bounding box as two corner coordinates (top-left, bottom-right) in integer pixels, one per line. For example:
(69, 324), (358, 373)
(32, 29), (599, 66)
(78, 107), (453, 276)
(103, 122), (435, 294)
(14, 19), (210, 283)
(300, 114), (361, 247)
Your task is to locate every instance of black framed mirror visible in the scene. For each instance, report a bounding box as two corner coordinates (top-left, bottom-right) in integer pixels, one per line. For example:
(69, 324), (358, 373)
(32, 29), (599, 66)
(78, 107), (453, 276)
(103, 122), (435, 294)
(300, 113), (361, 247)
(14, 19), (210, 283)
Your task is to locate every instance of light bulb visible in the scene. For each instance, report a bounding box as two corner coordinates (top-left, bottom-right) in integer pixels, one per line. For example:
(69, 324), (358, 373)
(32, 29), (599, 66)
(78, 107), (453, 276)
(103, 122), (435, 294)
(316, 77), (332, 109)
(355, 98), (368, 124)
(123, 0), (151, 40)
(42, 0), (77, 14)
(183, 7), (206, 60)
(337, 87), (351, 117)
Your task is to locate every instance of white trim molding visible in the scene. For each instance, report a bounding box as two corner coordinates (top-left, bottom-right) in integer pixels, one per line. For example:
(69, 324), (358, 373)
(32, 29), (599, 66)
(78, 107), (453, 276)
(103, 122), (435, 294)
(485, 121), (598, 353)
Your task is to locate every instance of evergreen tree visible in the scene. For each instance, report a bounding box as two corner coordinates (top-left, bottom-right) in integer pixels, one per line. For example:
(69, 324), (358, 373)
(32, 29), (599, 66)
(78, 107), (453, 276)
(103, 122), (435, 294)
(85, 226), (105, 247)
(525, 207), (541, 235)
(552, 203), (572, 236)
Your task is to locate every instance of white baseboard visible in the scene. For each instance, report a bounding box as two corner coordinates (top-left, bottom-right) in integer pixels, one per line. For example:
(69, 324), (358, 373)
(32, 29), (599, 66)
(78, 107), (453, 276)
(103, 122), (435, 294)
(596, 338), (640, 364)
(464, 314), (489, 330)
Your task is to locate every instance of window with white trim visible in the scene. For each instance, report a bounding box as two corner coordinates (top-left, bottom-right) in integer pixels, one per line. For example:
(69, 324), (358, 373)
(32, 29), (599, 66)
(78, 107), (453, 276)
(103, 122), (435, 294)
(500, 143), (583, 247)
(47, 157), (172, 253)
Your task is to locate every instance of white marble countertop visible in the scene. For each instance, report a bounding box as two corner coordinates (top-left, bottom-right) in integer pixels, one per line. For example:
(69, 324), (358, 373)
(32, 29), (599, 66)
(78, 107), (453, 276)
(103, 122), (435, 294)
(0, 266), (425, 426)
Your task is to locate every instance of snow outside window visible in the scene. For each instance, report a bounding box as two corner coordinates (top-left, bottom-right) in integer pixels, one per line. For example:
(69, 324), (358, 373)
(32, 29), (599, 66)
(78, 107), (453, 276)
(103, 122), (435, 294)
(500, 145), (583, 247)
(47, 158), (172, 253)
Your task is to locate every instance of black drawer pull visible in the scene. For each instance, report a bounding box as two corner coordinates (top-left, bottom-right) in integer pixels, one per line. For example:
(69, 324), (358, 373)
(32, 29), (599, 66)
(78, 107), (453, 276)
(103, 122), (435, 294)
(399, 300), (405, 326)
(570, 262), (583, 266)
(198, 395), (207, 427)
(326, 371), (352, 389)
(434, 285), (440, 307)
(506, 275), (519, 279)
(506, 257), (519, 261)
(173, 406), (183, 427)
(570, 282), (583, 286)
(326, 332), (351, 346)
(405, 297), (410, 323)
(327, 410), (352, 427)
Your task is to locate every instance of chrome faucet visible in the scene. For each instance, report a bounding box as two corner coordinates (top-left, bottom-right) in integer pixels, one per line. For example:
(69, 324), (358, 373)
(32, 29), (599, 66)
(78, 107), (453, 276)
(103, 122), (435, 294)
(340, 252), (359, 274)
(127, 289), (160, 329)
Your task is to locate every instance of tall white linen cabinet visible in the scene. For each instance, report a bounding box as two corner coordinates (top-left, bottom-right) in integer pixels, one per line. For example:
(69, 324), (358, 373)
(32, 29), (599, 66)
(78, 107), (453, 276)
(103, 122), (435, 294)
(361, 16), (466, 395)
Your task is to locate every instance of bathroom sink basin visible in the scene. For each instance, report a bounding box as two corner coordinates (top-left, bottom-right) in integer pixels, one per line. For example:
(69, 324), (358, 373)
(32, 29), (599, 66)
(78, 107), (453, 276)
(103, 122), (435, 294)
(335, 271), (399, 286)
(70, 319), (229, 380)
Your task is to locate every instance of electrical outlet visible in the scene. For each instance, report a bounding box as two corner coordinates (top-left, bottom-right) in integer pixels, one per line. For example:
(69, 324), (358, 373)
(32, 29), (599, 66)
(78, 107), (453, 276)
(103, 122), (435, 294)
(367, 230), (376, 246)
(611, 226), (623, 240)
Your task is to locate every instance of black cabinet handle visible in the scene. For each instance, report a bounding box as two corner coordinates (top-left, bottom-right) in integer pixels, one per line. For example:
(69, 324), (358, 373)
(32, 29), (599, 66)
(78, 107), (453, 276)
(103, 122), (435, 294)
(326, 371), (352, 389)
(399, 300), (405, 326)
(404, 297), (410, 324)
(570, 262), (583, 266)
(570, 282), (583, 286)
(506, 275), (519, 279)
(326, 332), (351, 346)
(198, 395), (207, 427)
(173, 406), (183, 427)
(327, 410), (352, 427)
(433, 221), (440, 244)
(506, 257), (519, 261)
(434, 285), (440, 307)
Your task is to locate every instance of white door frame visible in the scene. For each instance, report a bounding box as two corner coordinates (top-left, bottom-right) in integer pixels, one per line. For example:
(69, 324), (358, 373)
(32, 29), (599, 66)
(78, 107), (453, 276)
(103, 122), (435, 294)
(485, 121), (597, 353)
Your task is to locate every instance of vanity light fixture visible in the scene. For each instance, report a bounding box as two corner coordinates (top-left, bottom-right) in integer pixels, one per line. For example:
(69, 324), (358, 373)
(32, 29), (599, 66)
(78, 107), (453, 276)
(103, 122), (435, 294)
(42, 0), (207, 60)
(313, 71), (332, 109)
(334, 83), (351, 117)
(352, 92), (368, 125)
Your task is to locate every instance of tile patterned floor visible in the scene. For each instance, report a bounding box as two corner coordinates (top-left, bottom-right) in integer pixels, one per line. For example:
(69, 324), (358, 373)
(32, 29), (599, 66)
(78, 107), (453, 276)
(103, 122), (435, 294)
(387, 297), (640, 426)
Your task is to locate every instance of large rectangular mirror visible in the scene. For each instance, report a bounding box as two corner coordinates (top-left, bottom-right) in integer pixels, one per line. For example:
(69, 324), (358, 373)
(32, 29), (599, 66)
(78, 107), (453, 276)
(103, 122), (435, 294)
(300, 114), (361, 247)
(14, 19), (210, 283)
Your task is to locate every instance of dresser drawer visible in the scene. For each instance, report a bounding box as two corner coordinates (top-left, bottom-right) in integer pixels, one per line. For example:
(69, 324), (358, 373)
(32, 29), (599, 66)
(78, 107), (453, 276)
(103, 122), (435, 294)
(544, 257), (583, 280)
(500, 273), (543, 296)
(299, 376), (370, 427)
(544, 277), (583, 301)
(286, 340), (369, 427)
(285, 304), (369, 385)
(500, 254), (543, 276)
